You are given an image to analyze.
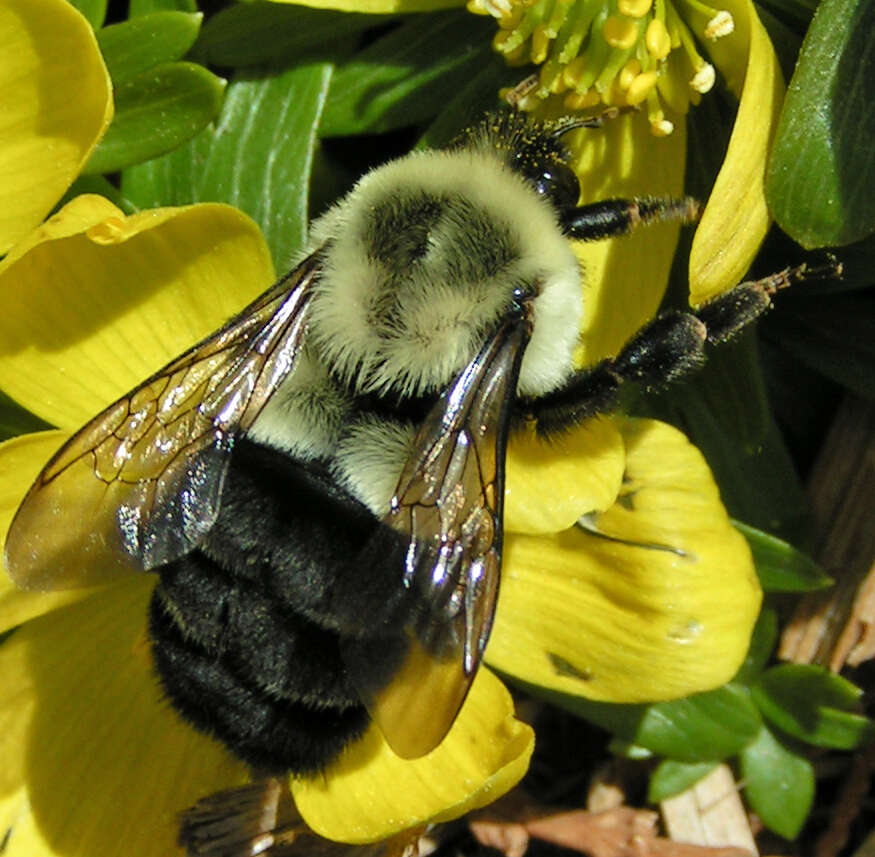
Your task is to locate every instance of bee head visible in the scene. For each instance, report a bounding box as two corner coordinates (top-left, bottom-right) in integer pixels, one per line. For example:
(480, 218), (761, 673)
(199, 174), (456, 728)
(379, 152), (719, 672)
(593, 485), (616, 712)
(457, 112), (583, 215)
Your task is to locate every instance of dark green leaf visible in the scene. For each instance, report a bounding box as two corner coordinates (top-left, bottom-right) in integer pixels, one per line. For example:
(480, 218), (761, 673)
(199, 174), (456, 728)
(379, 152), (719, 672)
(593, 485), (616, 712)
(535, 683), (761, 762)
(754, 5), (804, 83)
(739, 725), (814, 838)
(84, 62), (225, 176)
(734, 521), (832, 592)
(320, 10), (494, 137)
(647, 760), (718, 803)
(607, 739), (652, 760)
(733, 607), (779, 685)
(756, 0), (817, 30)
(122, 63), (332, 267)
(762, 293), (875, 399)
(68, 0), (107, 28)
(753, 664), (875, 749)
(57, 174), (139, 216)
(767, 0), (875, 247)
(193, 2), (382, 67)
(641, 331), (809, 543)
(97, 12), (202, 86)
(418, 53), (517, 149)
(129, 0), (196, 14)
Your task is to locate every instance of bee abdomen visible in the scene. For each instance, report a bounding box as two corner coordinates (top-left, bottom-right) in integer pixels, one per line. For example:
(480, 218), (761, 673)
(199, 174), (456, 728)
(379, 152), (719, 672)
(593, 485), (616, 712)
(145, 438), (409, 773)
(148, 575), (368, 774)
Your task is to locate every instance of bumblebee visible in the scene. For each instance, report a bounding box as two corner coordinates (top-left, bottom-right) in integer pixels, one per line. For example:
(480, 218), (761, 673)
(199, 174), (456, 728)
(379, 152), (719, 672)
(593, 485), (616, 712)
(5, 110), (797, 778)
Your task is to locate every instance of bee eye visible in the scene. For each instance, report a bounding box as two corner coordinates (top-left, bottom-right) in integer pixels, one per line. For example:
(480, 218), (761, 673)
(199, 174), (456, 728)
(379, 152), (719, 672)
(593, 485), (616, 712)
(511, 285), (536, 315)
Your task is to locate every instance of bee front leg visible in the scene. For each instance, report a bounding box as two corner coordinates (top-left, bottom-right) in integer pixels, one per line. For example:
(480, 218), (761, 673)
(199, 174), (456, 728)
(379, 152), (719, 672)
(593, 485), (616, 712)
(524, 261), (840, 437)
(561, 196), (700, 240)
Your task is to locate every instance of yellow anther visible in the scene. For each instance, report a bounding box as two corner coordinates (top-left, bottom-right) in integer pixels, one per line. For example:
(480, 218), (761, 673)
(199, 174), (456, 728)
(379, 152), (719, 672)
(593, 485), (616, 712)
(600, 79), (625, 106)
(563, 88), (602, 110)
(689, 62), (715, 93)
(619, 58), (642, 90)
(651, 116), (675, 136)
(493, 28), (514, 51)
(618, 0), (653, 17)
(531, 25), (551, 63)
(705, 10), (734, 38)
(498, 8), (525, 28)
(602, 15), (639, 50)
(626, 70), (659, 105)
(645, 18), (672, 60)
(539, 60), (567, 93)
(562, 54), (589, 89)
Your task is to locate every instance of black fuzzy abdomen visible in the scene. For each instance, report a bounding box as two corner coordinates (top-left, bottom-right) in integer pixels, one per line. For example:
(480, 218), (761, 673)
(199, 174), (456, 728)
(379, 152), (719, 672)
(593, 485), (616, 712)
(147, 438), (407, 774)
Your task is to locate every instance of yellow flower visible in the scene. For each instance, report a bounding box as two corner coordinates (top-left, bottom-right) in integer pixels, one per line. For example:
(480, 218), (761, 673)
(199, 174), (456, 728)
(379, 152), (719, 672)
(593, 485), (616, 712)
(469, 0), (784, 304)
(0, 197), (533, 853)
(0, 191), (759, 852)
(0, 2), (762, 851)
(0, 0), (112, 256)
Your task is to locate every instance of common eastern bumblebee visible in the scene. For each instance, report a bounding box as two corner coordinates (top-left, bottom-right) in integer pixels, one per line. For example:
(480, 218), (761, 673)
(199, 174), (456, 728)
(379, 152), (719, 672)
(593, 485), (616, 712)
(5, 110), (806, 797)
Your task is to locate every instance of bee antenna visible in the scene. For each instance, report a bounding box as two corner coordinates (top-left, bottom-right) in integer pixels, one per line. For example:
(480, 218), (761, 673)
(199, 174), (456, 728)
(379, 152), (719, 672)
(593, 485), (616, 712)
(549, 106), (637, 139)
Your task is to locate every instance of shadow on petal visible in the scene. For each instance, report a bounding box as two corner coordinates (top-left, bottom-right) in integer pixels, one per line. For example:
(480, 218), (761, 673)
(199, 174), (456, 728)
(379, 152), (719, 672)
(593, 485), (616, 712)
(0, 579), (248, 857)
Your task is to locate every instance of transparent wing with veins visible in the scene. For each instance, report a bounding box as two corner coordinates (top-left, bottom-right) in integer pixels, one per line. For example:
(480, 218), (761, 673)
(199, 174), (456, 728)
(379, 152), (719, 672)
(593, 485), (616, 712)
(346, 319), (531, 759)
(5, 254), (321, 591)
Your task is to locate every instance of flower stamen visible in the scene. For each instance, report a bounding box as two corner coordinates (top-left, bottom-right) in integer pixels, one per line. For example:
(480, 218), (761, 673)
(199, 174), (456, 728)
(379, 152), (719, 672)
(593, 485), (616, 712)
(468, 0), (736, 135)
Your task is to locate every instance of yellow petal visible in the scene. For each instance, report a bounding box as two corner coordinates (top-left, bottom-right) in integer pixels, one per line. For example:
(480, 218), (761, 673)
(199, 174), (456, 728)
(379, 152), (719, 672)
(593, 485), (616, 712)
(505, 418), (624, 535)
(0, 578), (249, 857)
(689, 0), (783, 302)
(264, 0), (462, 10)
(292, 669), (533, 843)
(569, 110), (687, 364)
(488, 418), (761, 702)
(0, 0), (113, 254)
(0, 196), (274, 430)
(0, 431), (99, 633)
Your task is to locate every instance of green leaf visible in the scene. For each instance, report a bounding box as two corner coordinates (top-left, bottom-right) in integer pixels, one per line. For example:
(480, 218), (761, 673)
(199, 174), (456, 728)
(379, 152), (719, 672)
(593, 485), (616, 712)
(734, 521), (832, 592)
(97, 12), (203, 86)
(122, 63), (332, 268)
(733, 606), (779, 685)
(752, 664), (875, 749)
(766, 0), (875, 247)
(68, 0), (107, 28)
(541, 683), (762, 762)
(762, 293), (875, 399)
(320, 10), (494, 137)
(419, 54), (517, 149)
(739, 725), (814, 838)
(193, 2), (382, 67)
(84, 62), (225, 176)
(57, 174), (139, 216)
(130, 0), (197, 14)
(647, 760), (718, 803)
(607, 739), (653, 760)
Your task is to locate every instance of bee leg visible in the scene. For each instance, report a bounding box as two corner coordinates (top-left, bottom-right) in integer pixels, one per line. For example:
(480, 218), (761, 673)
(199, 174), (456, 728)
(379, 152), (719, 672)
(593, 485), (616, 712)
(525, 260), (840, 437)
(561, 196), (700, 240)
(178, 775), (303, 857)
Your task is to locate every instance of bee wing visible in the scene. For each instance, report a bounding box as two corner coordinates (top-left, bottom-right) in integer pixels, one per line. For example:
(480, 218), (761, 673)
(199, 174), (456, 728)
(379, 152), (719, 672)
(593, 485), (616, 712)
(5, 254), (321, 591)
(345, 319), (531, 759)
